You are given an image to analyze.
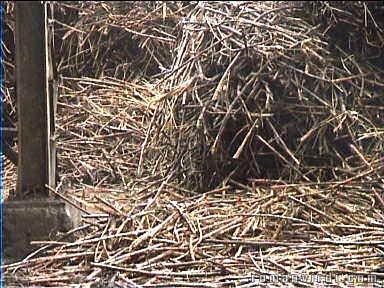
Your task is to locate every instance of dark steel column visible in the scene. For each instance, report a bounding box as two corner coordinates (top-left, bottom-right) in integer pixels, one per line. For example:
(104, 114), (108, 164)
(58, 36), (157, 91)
(15, 2), (56, 197)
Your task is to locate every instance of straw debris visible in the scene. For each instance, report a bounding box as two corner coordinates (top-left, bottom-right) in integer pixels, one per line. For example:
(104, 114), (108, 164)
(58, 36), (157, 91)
(2, 1), (384, 287)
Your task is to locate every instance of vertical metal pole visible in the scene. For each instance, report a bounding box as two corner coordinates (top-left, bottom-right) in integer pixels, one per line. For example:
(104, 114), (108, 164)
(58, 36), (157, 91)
(47, 3), (57, 190)
(15, 2), (56, 198)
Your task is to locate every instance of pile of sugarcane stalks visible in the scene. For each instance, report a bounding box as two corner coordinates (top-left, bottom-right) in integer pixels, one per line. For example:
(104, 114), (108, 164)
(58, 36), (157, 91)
(147, 1), (384, 190)
(2, 1), (384, 287)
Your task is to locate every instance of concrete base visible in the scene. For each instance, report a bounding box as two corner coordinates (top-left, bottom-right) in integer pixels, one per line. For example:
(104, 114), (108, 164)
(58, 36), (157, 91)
(3, 199), (82, 261)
